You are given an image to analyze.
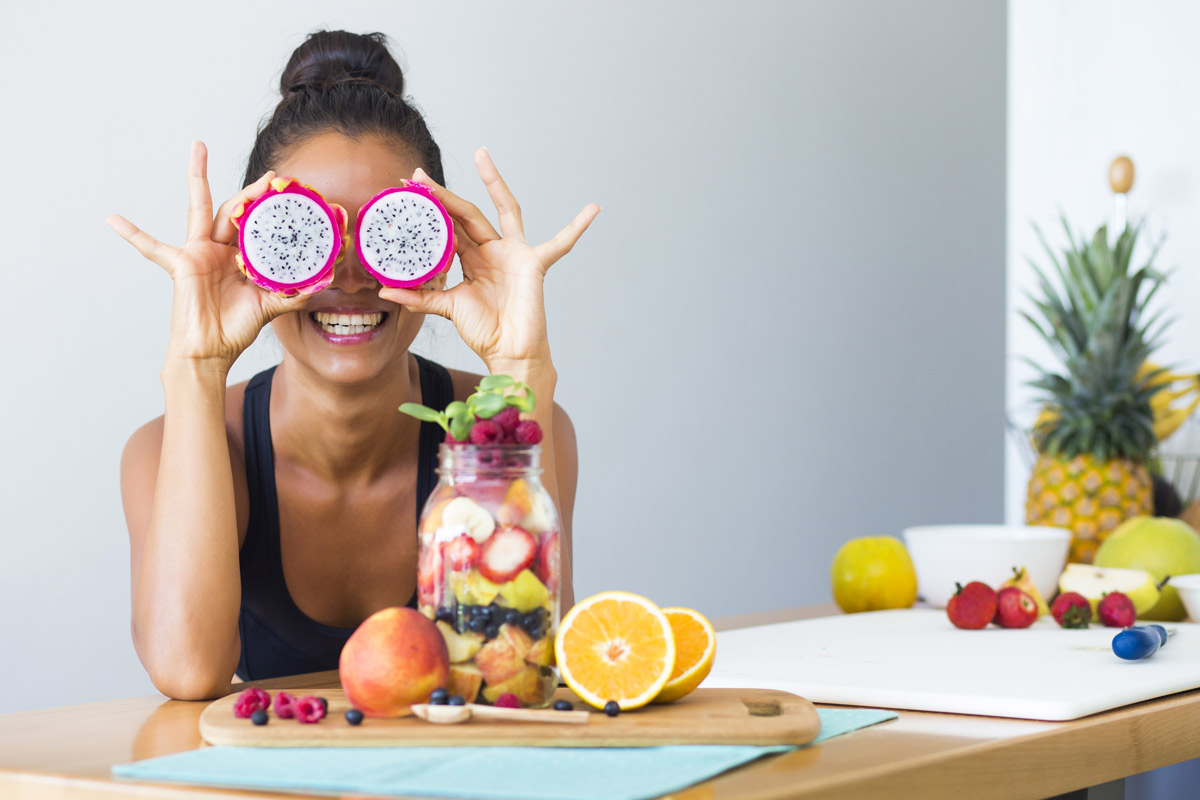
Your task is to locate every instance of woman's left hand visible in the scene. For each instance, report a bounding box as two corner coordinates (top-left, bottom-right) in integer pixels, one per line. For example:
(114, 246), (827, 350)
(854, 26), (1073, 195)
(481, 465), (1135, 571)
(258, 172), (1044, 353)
(378, 149), (600, 370)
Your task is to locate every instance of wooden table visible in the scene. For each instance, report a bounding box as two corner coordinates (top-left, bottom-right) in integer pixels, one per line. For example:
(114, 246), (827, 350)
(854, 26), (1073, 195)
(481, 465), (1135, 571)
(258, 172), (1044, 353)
(2, 605), (1198, 800)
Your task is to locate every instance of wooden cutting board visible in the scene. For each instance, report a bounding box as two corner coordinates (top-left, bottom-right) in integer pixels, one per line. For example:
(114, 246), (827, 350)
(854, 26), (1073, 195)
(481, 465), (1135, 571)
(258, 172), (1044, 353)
(200, 687), (819, 748)
(704, 609), (1200, 721)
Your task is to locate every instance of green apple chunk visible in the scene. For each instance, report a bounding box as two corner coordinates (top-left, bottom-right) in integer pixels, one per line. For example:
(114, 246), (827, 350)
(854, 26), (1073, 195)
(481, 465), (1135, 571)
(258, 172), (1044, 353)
(436, 620), (484, 663)
(498, 569), (550, 612)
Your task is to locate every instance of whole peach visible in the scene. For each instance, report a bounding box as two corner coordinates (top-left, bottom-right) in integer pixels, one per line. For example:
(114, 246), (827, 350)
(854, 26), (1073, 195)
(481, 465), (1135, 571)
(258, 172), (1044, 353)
(339, 607), (450, 717)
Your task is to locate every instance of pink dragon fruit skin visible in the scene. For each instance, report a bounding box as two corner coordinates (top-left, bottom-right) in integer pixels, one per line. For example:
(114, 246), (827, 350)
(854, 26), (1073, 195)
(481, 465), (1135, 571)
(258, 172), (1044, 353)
(232, 177), (349, 297)
(354, 181), (456, 289)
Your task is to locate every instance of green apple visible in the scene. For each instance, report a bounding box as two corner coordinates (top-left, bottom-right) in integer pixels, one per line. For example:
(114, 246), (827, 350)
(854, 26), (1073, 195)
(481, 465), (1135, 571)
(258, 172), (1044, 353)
(1057, 563), (1160, 617)
(1095, 516), (1200, 621)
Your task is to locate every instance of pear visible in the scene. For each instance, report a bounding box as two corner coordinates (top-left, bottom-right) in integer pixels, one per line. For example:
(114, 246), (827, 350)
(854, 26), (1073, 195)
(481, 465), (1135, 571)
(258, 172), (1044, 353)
(999, 566), (1050, 618)
(1057, 563), (1161, 617)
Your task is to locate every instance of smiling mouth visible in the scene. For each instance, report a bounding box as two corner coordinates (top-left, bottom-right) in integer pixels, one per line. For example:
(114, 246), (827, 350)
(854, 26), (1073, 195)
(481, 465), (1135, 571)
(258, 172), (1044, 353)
(310, 311), (387, 336)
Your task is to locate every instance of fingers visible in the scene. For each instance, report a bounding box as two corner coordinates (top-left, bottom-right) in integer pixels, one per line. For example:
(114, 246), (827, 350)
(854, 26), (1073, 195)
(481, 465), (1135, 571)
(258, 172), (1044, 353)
(212, 170), (277, 245)
(534, 204), (601, 270)
(378, 285), (455, 320)
(106, 214), (179, 276)
(411, 167), (499, 245)
(186, 141), (214, 243)
(473, 148), (524, 242)
(262, 290), (312, 322)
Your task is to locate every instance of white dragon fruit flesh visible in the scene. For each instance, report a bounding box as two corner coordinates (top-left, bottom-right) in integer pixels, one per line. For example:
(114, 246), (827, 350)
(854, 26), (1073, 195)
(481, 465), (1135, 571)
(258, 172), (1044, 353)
(354, 182), (456, 288)
(232, 177), (349, 296)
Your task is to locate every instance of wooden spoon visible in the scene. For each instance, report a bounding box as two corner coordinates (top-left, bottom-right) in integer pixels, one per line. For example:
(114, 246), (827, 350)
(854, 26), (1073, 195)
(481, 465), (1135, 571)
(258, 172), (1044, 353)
(411, 703), (589, 725)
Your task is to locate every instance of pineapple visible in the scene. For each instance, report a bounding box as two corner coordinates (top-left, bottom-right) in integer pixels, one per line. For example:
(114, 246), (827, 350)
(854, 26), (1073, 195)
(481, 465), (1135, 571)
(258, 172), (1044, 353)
(1023, 221), (1165, 564)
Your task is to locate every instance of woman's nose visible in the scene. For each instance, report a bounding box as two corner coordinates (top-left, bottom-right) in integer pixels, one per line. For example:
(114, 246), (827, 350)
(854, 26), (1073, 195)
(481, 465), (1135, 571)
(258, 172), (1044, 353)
(328, 238), (379, 294)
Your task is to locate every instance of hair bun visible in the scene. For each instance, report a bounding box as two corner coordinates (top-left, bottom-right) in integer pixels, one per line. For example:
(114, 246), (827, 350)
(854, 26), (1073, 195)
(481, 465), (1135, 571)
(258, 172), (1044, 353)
(281, 30), (404, 96)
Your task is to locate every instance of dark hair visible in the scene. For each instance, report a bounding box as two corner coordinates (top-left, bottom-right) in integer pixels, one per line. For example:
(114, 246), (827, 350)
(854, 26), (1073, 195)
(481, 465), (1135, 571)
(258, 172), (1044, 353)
(243, 31), (445, 190)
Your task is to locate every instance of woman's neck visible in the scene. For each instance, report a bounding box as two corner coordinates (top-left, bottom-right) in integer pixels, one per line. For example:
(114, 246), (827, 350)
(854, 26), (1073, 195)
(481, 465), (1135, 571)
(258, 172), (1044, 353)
(268, 354), (423, 485)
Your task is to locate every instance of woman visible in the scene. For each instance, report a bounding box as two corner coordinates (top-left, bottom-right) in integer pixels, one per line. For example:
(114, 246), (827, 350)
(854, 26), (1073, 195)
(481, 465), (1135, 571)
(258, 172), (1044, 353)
(109, 30), (598, 701)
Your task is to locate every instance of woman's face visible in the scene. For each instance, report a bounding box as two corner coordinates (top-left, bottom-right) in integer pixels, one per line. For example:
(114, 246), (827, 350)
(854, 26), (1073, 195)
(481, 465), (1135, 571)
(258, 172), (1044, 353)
(268, 132), (441, 384)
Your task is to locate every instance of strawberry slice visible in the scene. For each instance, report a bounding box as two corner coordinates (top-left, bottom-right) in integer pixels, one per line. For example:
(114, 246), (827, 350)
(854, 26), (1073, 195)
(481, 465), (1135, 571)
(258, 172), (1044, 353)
(444, 533), (481, 571)
(535, 530), (560, 593)
(417, 541), (444, 606)
(478, 526), (537, 584)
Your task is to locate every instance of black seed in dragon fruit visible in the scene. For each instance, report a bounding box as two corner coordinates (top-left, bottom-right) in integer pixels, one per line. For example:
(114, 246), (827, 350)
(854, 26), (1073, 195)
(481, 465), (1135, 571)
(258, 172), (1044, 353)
(232, 177), (349, 297)
(354, 181), (456, 288)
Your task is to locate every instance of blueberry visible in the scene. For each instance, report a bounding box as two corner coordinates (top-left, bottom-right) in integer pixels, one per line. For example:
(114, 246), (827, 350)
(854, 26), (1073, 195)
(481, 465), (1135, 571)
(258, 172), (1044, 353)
(316, 697), (328, 713)
(430, 696), (449, 705)
(448, 695), (467, 706)
(504, 609), (520, 624)
(469, 616), (489, 633)
(604, 701), (620, 717)
(250, 709), (269, 725)
(345, 708), (364, 725)
(485, 623), (500, 639)
(527, 624), (545, 641)
(553, 699), (573, 711)
(436, 606), (453, 624)
(430, 687), (450, 703)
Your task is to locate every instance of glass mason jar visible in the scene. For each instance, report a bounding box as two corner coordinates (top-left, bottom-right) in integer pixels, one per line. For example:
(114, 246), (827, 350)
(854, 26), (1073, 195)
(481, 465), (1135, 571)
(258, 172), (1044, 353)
(417, 443), (561, 707)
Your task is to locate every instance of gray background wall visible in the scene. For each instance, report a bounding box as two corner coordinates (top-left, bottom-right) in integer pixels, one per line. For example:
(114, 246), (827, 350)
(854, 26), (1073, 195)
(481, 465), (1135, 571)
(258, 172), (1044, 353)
(0, 0), (1006, 713)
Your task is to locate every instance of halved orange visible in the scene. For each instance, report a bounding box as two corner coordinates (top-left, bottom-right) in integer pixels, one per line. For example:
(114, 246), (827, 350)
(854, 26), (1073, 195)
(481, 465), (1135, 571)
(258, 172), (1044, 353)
(554, 591), (675, 710)
(652, 607), (716, 704)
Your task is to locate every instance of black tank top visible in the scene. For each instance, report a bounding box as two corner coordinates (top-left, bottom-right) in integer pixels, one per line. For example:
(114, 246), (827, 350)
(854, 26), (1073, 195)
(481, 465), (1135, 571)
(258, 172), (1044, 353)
(235, 354), (453, 681)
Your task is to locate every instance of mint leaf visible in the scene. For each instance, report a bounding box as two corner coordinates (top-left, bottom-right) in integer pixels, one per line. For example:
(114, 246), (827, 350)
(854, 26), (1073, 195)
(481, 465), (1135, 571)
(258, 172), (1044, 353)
(449, 412), (474, 442)
(399, 403), (442, 423)
(446, 401), (470, 419)
(506, 394), (534, 413)
(472, 393), (507, 418)
(479, 375), (515, 391)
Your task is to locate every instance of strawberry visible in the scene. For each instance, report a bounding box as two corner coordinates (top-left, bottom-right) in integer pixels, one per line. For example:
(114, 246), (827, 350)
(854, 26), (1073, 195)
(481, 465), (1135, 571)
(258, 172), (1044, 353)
(417, 541), (445, 607)
(993, 586), (1038, 628)
(1050, 591), (1092, 628)
(1098, 591), (1137, 628)
(946, 581), (997, 629)
(478, 526), (537, 584)
(534, 530), (560, 593)
(443, 534), (481, 571)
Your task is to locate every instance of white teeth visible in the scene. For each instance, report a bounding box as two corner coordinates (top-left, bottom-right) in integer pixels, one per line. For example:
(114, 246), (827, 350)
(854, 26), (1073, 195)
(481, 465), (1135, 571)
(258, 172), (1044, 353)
(313, 311), (383, 336)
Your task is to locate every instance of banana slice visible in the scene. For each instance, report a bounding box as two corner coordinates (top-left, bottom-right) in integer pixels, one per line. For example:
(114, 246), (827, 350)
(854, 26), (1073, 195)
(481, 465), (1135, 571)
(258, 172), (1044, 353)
(440, 497), (496, 543)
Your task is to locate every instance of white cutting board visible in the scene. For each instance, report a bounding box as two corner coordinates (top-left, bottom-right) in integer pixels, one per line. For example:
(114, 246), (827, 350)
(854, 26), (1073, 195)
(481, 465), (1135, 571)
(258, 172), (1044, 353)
(704, 609), (1200, 721)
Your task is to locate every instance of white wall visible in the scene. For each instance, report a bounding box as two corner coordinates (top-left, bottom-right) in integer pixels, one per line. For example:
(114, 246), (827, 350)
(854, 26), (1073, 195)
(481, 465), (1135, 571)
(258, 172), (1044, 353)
(0, 0), (1006, 713)
(1007, 0), (1200, 524)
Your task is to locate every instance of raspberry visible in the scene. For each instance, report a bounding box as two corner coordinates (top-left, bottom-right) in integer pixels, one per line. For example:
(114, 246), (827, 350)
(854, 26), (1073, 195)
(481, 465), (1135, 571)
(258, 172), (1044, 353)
(294, 695), (327, 724)
(514, 420), (543, 445)
(233, 688), (271, 718)
(470, 419), (504, 445)
(491, 406), (520, 435)
(273, 691), (297, 719)
(493, 693), (521, 709)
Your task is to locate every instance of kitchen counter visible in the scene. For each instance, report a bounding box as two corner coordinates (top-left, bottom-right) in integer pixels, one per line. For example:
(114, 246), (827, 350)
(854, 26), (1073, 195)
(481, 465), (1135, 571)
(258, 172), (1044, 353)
(2, 605), (1198, 800)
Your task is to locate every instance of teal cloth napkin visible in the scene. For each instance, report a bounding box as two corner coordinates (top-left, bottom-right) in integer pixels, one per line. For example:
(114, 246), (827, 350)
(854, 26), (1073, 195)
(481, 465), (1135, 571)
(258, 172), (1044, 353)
(112, 708), (896, 800)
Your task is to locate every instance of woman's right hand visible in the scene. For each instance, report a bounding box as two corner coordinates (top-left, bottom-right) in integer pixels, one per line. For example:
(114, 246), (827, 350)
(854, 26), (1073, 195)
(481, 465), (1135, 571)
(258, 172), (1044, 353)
(107, 141), (308, 372)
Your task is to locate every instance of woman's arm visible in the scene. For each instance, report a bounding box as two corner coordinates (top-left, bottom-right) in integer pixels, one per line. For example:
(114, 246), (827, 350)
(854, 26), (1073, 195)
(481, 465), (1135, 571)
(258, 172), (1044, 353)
(110, 142), (309, 699)
(121, 363), (245, 700)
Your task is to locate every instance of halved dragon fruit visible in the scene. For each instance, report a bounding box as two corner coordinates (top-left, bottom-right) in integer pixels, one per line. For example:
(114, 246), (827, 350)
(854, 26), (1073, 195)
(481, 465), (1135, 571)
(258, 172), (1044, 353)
(355, 182), (456, 288)
(232, 177), (349, 296)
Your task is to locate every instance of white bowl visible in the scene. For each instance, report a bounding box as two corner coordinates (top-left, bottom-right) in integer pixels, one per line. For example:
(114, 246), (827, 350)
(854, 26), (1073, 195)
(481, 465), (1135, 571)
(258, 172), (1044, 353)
(902, 524), (1071, 607)
(1171, 574), (1200, 623)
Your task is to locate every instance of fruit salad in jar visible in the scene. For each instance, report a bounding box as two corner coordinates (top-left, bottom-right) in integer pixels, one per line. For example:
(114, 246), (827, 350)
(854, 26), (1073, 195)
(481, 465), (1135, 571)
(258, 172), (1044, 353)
(402, 377), (561, 708)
